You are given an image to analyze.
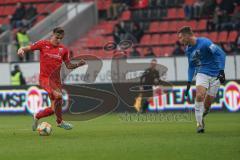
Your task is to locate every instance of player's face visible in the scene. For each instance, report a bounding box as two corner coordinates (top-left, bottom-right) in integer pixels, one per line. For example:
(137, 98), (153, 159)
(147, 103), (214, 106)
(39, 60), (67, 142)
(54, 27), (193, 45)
(178, 33), (190, 46)
(51, 33), (64, 46)
(150, 60), (157, 69)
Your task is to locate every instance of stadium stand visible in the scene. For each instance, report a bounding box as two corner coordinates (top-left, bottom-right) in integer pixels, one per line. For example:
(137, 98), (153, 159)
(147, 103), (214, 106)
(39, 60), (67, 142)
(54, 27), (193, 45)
(0, 0), (62, 28)
(68, 0), (240, 59)
(0, 0), (239, 61)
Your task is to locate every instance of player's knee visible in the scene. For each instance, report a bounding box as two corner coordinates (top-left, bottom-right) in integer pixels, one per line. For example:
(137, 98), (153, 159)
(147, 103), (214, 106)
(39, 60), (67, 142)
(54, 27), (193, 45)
(57, 94), (62, 100)
(54, 92), (62, 99)
(196, 93), (204, 102)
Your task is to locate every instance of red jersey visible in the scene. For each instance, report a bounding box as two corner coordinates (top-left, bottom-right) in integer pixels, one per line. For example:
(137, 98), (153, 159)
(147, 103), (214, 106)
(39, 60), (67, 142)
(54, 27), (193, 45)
(30, 40), (70, 85)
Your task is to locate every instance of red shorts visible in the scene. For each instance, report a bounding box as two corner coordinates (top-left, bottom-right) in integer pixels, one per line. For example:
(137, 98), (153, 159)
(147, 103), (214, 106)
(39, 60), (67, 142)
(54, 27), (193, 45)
(39, 77), (62, 100)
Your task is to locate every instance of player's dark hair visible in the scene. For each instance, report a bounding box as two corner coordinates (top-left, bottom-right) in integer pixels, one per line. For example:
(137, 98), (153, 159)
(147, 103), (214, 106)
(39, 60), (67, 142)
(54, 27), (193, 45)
(177, 26), (193, 35)
(151, 58), (157, 62)
(53, 27), (64, 35)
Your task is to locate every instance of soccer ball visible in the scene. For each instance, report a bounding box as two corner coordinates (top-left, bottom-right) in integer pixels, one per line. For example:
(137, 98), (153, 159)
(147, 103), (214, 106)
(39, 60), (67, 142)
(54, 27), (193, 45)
(37, 122), (52, 136)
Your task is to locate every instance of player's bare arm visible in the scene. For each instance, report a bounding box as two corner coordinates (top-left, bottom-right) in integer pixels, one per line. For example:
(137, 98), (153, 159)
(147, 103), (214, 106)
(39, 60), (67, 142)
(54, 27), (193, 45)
(65, 59), (86, 69)
(17, 46), (31, 57)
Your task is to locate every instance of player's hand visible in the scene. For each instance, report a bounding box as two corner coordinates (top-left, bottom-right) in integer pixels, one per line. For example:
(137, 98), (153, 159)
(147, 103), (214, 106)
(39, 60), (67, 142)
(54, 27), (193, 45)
(17, 47), (25, 57)
(77, 59), (86, 67)
(185, 81), (191, 97)
(216, 70), (225, 84)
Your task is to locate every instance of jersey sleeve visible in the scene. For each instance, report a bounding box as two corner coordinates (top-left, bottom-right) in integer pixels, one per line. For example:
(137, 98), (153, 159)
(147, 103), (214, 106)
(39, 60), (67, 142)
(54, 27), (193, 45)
(62, 48), (70, 63)
(208, 43), (226, 70)
(30, 40), (45, 51)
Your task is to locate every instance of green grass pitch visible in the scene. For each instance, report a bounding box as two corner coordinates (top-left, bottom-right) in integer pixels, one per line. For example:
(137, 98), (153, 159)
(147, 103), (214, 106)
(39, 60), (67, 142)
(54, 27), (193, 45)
(0, 112), (239, 160)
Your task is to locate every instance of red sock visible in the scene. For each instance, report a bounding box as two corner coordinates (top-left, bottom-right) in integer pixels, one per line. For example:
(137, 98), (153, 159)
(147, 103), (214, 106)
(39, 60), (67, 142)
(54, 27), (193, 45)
(55, 100), (63, 124)
(36, 107), (54, 119)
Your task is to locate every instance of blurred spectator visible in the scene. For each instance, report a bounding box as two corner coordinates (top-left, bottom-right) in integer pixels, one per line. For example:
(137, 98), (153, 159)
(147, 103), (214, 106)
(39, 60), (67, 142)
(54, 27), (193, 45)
(113, 23), (126, 44)
(16, 27), (30, 61)
(24, 4), (38, 28)
(9, 2), (26, 29)
(202, 0), (217, 17)
(193, 0), (205, 19)
(172, 42), (185, 56)
(107, 0), (122, 20)
(184, 0), (205, 19)
(11, 65), (26, 86)
(129, 47), (141, 57)
(219, 0), (235, 14)
(222, 43), (235, 54)
(121, 0), (132, 10)
(184, 3), (194, 19)
(145, 47), (155, 57)
(229, 5), (240, 30)
(207, 6), (223, 31)
(237, 34), (240, 52)
(133, 0), (149, 8)
(130, 22), (144, 43)
(122, 0), (132, 7)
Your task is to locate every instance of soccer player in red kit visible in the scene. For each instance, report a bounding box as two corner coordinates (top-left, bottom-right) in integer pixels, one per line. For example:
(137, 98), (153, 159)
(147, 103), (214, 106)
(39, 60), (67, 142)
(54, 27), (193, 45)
(17, 27), (85, 131)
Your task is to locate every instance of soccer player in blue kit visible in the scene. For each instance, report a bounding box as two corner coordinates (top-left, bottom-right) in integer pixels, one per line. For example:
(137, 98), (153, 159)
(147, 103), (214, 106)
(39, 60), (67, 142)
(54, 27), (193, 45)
(177, 26), (226, 133)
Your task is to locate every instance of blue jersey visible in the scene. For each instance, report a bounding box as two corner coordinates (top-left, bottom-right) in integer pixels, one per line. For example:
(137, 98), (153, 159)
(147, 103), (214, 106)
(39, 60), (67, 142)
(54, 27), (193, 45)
(185, 37), (226, 82)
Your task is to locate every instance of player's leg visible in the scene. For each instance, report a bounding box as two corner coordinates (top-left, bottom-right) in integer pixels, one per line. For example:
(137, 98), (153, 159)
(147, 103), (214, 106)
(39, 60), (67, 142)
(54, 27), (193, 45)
(32, 87), (55, 131)
(204, 77), (220, 117)
(202, 77), (220, 129)
(195, 85), (207, 133)
(203, 94), (214, 117)
(195, 73), (209, 133)
(51, 88), (73, 130)
(201, 94), (214, 130)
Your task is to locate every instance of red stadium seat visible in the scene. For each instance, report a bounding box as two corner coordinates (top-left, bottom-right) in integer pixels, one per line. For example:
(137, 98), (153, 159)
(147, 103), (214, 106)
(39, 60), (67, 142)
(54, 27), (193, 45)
(107, 36), (114, 42)
(158, 21), (169, 32)
(197, 20), (207, 31)
(149, 22), (159, 32)
(162, 47), (173, 56)
(140, 35), (151, 45)
(87, 39), (96, 47)
(151, 34), (160, 45)
(177, 21), (187, 30)
(185, 0), (194, 5)
(95, 37), (106, 47)
(200, 32), (209, 38)
(97, 0), (112, 10)
(136, 47), (145, 57)
(169, 34), (178, 44)
(37, 4), (48, 13)
(0, 7), (4, 16)
(36, 15), (45, 23)
(208, 32), (218, 43)
(120, 10), (131, 21)
(166, 8), (177, 19)
(168, 21), (178, 32)
(227, 31), (238, 43)
(177, 9), (185, 19)
(159, 34), (170, 45)
(3, 6), (15, 16)
(218, 31), (228, 43)
(186, 20), (197, 31)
